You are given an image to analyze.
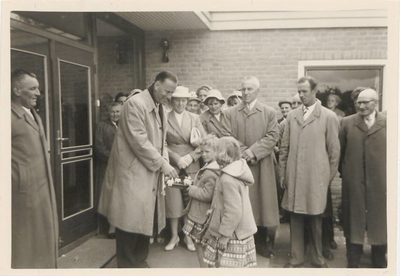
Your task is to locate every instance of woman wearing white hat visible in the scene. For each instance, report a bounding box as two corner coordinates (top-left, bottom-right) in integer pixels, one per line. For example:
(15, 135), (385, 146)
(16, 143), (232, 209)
(165, 86), (207, 252)
(226, 90), (242, 107)
(199, 89), (226, 138)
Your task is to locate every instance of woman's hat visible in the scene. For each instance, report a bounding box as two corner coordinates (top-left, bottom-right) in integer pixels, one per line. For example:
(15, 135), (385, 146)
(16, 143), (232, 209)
(204, 89), (225, 105)
(227, 90), (242, 100)
(187, 91), (201, 102)
(172, 86), (191, 98)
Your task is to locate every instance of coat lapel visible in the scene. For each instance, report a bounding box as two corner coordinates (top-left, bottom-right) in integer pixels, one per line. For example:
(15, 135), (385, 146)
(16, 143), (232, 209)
(302, 101), (322, 127)
(354, 114), (369, 133)
(367, 112), (385, 136)
(210, 113), (223, 133)
(181, 111), (191, 142)
(11, 102), (40, 132)
(168, 111), (186, 141)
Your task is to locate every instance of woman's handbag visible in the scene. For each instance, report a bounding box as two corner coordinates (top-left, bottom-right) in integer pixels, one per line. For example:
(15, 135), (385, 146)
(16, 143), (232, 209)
(190, 127), (202, 148)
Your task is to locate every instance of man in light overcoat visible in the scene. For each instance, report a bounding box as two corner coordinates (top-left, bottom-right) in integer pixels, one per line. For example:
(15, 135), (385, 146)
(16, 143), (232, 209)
(279, 76), (340, 268)
(339, 88), (387, 268)
(11, 69), (59, 268)
(98, 71), (179, 268)
(221, 76), (280, 258)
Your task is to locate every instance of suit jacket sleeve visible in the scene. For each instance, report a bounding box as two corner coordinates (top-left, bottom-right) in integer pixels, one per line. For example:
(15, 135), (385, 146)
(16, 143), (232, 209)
(326, 112), (341, 181)
(120, 99), (166, 172)
(249, 108), (279, 161)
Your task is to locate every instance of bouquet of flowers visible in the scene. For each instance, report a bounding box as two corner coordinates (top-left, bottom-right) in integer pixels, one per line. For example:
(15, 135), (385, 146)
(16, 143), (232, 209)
(161, 173), (193, 208)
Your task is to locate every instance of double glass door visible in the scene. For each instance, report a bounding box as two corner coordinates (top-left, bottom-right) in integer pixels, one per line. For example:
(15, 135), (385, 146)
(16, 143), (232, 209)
(11, 30), (97, 248)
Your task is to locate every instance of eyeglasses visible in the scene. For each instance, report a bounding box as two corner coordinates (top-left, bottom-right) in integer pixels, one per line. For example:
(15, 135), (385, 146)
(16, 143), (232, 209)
(355, 100), (375, 106)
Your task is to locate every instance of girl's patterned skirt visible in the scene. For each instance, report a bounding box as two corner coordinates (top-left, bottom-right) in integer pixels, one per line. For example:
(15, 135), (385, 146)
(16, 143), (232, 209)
(182, 218), (206, 244)
(202, 234), (257, 268)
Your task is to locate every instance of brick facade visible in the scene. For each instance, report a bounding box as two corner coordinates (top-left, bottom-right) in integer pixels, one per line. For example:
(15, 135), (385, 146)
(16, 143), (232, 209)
(144, 27), (387, 218)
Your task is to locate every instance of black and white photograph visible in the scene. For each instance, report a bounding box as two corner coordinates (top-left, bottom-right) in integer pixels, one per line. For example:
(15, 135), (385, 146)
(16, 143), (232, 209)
(1, 0), (398, 275)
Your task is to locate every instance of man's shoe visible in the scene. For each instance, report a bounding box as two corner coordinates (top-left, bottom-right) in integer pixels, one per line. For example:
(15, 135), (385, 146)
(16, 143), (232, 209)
(330, 240), (337, 250)
(322, 250), (334, 261)
(311, 262), (330, 268)
(284, 262), (304, 268)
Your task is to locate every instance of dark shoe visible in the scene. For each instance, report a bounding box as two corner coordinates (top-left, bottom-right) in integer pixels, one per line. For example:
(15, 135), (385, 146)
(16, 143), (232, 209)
(284, 262), (304, 268)
(311, 262), (330, 268)
(330, 240), (337, 250)
(322, 249), (334, 261)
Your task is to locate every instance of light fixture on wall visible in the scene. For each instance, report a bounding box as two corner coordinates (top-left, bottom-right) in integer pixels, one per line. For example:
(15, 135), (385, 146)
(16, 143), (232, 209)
(116, 40), (130, 64)
(161, 38), (170, 63)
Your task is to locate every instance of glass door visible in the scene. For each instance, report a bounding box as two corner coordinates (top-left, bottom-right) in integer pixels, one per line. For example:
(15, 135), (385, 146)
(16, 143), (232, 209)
(52, 42), (96, 247)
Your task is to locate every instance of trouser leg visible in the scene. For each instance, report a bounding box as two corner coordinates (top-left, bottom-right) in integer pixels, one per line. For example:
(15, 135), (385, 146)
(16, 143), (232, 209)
(289, 213), (305, 265)
(346, 239), (363, 268)
(371, 244), (387, 268)
(116, 228), (150, 268)
(309, 215), (325, 266)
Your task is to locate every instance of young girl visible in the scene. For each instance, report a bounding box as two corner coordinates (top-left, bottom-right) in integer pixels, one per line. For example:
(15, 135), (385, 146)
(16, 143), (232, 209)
(202, 136), (257, 268)
(182, 134), (220, 267)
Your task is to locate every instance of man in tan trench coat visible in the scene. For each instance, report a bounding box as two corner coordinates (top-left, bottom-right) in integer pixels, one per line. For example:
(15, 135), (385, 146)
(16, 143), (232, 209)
(98, 71), (178, 268)
(11, 69), (58, 268)
(279, 76), (340, 268)
(222, 76), (280, 258)
(339, 88), (387, 268)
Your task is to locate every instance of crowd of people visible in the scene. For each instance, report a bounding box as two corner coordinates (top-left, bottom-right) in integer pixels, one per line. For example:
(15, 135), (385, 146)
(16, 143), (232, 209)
(11, 69), (387, 269)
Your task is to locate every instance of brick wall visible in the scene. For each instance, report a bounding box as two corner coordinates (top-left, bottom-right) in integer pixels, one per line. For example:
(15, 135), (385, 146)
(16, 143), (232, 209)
(97, 36), (136, 120)
(145, 27), (387, 109)
(144, 27), (387, 219)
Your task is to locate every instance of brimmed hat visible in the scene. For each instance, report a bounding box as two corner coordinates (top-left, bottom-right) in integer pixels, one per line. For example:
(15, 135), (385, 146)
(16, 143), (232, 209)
(172, 86), (191, 98)
(204, 89), (225, 105)
(188, 91), (201, 102)
(227, 90), (242, 100)
(278, 99), (293, 107)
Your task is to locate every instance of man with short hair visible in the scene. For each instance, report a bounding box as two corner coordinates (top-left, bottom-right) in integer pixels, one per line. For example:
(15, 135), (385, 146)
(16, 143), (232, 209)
(99, 71), (179, 268)
(339, 88), (387, 268)
(292, 93), (302, 109)
(11, 69), (58, 268)
(278, 99), (292, 124)
(222, 76), (280, 258)
(280, 76), (340, 268)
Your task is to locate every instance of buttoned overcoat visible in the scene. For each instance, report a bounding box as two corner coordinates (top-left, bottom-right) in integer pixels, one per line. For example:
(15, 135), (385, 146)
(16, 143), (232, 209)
(11, 102), (58, 268)
(279, 101), (340, 215)
(98, 89), (169, 236)
(339, 113), (386, 245)
(221, 101), (280, 228)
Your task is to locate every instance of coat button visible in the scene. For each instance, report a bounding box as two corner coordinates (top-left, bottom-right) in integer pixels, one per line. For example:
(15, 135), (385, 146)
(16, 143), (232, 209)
(152, 188), (155, 192)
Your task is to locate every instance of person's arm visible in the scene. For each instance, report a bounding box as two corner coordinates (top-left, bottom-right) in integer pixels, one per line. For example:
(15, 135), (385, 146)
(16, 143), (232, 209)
(338, 118), (348, 176)
(279, 116), (290, 188)
(94, 123), (110, 162)
(246, 108), (279, 162)
(188, 170), (218, 202)
(218, 176), (242, 237)
(220, 109), (248, 152)
(326, 113), (341, 182)
(119, 98), (168, 172)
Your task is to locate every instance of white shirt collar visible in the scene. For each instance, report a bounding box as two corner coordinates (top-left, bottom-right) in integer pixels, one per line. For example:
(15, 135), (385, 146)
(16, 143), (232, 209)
(247, 99), (258, 111)
(214, 113), (221, 122)
(365, 110), (377, 122)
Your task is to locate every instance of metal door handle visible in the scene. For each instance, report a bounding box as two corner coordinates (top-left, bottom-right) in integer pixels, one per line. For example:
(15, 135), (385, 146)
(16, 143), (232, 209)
(57, 130), (69, 154)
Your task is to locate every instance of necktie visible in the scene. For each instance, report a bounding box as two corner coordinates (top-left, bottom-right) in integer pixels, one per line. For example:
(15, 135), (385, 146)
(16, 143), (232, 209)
(303, 106), (308, 118)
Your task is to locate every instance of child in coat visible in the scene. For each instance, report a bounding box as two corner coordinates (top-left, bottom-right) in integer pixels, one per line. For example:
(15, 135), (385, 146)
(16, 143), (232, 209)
(182, 134), (220, 267)
(202, 136), (257, 268)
